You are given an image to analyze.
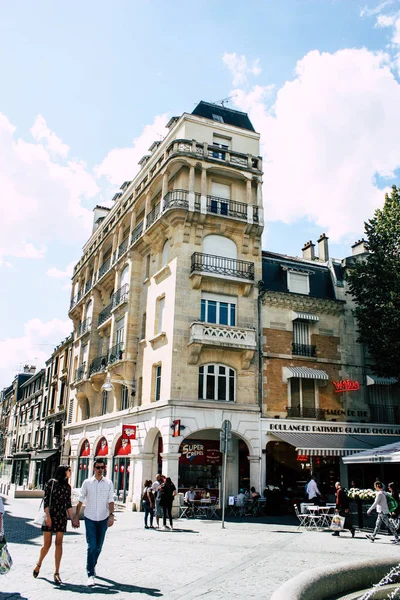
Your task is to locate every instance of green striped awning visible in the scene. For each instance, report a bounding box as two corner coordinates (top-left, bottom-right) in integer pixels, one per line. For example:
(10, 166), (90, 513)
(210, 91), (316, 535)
(366, 375), (397, 386)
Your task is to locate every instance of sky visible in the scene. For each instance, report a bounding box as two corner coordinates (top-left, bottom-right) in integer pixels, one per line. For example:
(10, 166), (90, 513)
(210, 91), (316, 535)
(1, 0), (400, 387)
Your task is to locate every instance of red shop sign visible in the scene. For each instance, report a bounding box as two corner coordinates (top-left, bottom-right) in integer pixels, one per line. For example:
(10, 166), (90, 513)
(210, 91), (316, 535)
(333, 380), (360, 393)
(179, 440), (222, 465)
(297, 455), (309, 462)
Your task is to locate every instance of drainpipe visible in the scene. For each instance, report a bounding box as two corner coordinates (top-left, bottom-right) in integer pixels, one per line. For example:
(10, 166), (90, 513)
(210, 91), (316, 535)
(257, 281), (265, 413)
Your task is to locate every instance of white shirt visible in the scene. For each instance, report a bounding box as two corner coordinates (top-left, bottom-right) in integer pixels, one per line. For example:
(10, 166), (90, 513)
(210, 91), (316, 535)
(184, 490), (196, 502)
(79, 475), (114, 521)
(306, 480), (321, 500)
(368, 490), (389, 514)
(0, 497), (4, 536)
(152, 480), (160, 493)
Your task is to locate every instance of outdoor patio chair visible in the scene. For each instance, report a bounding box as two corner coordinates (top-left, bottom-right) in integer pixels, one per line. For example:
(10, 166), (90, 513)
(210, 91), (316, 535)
(294, 505), (321, 530)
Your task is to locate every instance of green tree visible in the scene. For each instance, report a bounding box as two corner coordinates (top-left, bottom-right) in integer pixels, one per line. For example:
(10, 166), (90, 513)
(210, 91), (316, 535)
(347, 185), (400, 379)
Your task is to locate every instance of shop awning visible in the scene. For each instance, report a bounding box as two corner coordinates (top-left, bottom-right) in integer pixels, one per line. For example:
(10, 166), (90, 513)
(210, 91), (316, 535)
(292, 311), (319, 322)
(366, 375), (397, 386)
(31, 449), (59, 461)
(269, 432), (400, 457)
(283, 367), (329, 381)
(343, 440), (400, 464)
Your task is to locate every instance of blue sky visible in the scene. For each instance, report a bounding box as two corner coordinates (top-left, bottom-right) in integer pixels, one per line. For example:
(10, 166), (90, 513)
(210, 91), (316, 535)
(1, 0), (400, 386)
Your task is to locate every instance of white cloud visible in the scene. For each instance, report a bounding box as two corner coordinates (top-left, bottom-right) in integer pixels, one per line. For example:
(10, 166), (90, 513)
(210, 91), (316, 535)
(0, 318), (72, 388)
(95, 113), (169, 186)
(0, 113), (97, 262)
(228, 48), (400, 242)
(222, 53), (262, 86)
(47, 261), (75, 279)
(360, 1), (395, 18)
(30, 115), (70, 158)
(376, 13), (396, 26)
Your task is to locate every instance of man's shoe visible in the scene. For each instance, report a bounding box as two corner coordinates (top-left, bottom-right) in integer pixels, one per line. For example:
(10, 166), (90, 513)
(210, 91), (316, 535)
(87, 576), (96, 587)
(351, 528), (356, 538)
(144, 525), (149, 529)
(366, 534), (375, 542)
(331, 532), (340, 536)
(391, 539), (400, 544)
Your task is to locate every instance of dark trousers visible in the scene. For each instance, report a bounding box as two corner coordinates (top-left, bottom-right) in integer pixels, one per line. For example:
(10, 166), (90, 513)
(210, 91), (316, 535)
(339, 509), (354, 531)
(85, 517), (108, 576)
(143, 501), (154, 527)
(162, 502), (173, 527)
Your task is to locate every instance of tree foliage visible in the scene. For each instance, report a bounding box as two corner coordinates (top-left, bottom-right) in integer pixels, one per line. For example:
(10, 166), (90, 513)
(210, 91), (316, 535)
(347, 185), (400, 379)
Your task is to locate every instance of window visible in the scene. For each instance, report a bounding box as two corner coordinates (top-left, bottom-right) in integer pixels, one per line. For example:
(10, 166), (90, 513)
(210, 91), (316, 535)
(290, 378), (317, 418)
(202, 234), (237, 259)
(120, 265), (129, 288)
(212, 134), (230, 160)
(86, 300), (93, 321)
(287, 271), (310, 295)
(116, 316), (125, 345)
(121, 386), (129, 411)
(155, 365), (162, 401)
(292, 321), (315, 357)
(137, 377), (143, 406)
(145, 254), (151, 279)
(156, 296), (165, 334)
(81, 343), (88, 366)
(200, 293), (236, 326)
(101, 390), (108, 415)
(161, 240), (169, 268)
(198, 364), (235, 402)
(212, 114), (224, 123)
(68, 398), (74, 424)
(141, 313), (147, 340)
(210, 182), (230, 215)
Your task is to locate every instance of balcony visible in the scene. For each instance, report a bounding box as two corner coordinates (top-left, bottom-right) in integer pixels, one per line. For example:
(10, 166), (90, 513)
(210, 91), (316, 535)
(98, 303), (112, 326)
(191, 252), (254, 281)
(146, 204), (161, 229)
(188, 322), (256, 369)
(108, 342), (124, 364)
(131, 221), (143, 244)
(163, 189), (190, 210)
(206, 196), (248, 220)
(118, 236), (129, 259)
(78, 318), (91, 337)
(292, 343), (317, 358)
(70, 289), (82, 309)
(369, 404), (400, 425)
(287, 407), (325, 420)
(98, 256), (111, 279)
(84, 279), (92, 294)
(75, 363), (86, 383)
(111, 283), (129, 310)
(89, 355), (108, 376)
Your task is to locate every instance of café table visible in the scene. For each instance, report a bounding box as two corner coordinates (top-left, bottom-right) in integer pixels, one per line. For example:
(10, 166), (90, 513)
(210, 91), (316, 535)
(306, 505), (335, 529)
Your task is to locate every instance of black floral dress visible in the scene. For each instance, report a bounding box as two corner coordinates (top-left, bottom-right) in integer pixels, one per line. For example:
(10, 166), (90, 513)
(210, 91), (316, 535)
(42, 479), (72, 533)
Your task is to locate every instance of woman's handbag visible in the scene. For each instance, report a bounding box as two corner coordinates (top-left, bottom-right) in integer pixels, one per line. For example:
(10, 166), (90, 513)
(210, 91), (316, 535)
(0, 536), (13, 575)
(33, 480), (55, 527)
(330, 514), (345, 531)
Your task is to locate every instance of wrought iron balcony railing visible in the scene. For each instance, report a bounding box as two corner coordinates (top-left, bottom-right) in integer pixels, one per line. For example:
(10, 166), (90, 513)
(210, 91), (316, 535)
(191, 252), (254, 281)
(98, 303), (112, 326)
(79, 317), (92, 337)
(163, 189), (189, 210)
(75, 363), (86, 382)
(131, 221), (143, 244)
(286, 406), (325, 420)
(292, 343), (317, 357)
(368, 404), (400, 425)
(108, 342), (124, 364)
(118, 237), (129, 258)
(98, 256), (111, 279)
(84, 279), (92, 294)
(70, 289), (82, 309)
(206, 196), (248, 220)
(146, 204), (161, 229)
(89, 355), (108, 376)
(111, 284), (129, 309)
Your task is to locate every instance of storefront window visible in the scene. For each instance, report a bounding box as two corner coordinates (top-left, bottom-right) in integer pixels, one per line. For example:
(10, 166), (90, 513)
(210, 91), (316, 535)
(179, 440), (221, 491)
(112, 437), (131, 503)
(77, 439), (90, 487)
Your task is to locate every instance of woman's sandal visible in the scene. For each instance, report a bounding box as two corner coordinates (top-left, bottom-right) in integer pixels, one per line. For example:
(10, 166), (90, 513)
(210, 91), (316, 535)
(54, 573), (62, 585)
(33, 564), (41, 578)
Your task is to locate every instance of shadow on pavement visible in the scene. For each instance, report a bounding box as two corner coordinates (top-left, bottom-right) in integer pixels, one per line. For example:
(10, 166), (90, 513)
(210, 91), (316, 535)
(97, 576), (162, 596)
(38, 576), (163, 596)
(3, 512), (80, 546)
(41, 578), (118, 594)
(0, 595), (29, 600)
(158, 528), (198, 533)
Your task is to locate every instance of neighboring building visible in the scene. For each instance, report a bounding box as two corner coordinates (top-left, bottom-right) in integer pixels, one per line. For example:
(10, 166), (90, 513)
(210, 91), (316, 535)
(17, 369), (45, 487)
(260, 236), (400, 494)
(0, 366), (36, 486)
(65, 100), (264, 506)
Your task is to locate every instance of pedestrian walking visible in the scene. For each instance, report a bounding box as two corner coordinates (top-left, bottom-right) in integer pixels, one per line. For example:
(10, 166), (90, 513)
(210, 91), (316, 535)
(331, 482), (355, 538)
(159, 476), (177, 530)
(306, 476), (322, 505)
(0, 496), (4, 539)
(33, 465), (77, 585)
(152, 474), (164, 528)
(73, 458), (115, 586)
(142, 480), (155, 529)
(366, 481), (399, 544)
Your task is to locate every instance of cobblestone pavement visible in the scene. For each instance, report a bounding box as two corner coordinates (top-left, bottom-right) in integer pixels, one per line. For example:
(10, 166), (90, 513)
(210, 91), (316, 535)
(1, 495), (400, 600)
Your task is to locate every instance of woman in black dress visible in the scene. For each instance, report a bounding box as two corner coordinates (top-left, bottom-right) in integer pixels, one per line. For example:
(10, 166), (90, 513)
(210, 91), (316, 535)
(33, 465), (76, 584)
(159, 477), (177, 530)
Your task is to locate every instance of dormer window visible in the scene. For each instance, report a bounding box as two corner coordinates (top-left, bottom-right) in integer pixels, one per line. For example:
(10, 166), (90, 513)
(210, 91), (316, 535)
(212, 114), (224, 123)
(287, 271), (310, 295)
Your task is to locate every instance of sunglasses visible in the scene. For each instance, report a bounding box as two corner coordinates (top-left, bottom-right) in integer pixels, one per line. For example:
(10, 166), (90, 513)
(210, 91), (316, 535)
(95, 466), (105, 470)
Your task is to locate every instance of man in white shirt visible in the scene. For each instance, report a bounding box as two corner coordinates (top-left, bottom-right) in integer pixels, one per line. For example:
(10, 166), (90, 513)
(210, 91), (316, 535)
(73, 458), (115, 586)
(184, 487), (196, 517)
(306, 476), (322, 504)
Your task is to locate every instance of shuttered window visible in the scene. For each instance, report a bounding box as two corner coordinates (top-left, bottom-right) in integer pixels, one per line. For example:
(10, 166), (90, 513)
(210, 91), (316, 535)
(287, 271), (309, 295)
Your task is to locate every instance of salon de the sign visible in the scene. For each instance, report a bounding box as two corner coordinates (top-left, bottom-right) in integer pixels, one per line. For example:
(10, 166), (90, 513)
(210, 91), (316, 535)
(267, 422), (400, 436)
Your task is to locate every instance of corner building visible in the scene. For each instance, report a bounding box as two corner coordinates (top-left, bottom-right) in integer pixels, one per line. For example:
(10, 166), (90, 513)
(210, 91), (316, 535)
(65, 102), (264, 507)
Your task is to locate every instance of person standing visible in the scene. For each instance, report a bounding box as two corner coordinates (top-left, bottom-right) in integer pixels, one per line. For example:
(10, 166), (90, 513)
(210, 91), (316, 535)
(331, 482), (355, 538)
(0, 495), (4, 540)
(306, 476), (322, 505)
(159, 477), (177, 530)
(73, 458), (115, 586)
(142, 480), (155, 529)
(33, 465), (77, 585)
(366, 481), (399, 544)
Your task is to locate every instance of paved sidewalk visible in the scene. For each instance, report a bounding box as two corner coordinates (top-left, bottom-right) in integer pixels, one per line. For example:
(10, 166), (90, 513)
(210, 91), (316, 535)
(1, 495), (399, 599)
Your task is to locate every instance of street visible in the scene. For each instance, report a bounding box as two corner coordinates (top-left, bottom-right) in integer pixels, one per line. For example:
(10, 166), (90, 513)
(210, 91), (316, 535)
(1, 496), (400, 599)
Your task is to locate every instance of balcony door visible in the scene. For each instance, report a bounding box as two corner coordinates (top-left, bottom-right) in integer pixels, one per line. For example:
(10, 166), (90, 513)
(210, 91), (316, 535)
(211, 182), (230, 216)
(203, 234), (237, 259)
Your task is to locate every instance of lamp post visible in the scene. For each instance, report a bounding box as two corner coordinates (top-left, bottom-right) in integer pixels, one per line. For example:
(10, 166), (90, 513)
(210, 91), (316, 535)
(101, 373), (136, 396)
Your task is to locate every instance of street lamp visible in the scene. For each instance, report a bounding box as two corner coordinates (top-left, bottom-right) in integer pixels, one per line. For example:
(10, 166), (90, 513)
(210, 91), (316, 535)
(101, 373), (136, 395)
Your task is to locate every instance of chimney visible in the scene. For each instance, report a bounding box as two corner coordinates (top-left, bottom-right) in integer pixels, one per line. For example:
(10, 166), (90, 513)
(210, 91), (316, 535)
(23, 365), (36, 374)
(302, 240), (315, 260)
(351, 238), (368, 256)
(317, 233), (329, 262)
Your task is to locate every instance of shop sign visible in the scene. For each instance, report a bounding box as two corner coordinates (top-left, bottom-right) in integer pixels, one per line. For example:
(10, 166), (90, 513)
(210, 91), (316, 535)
(268, 422), (400, 435)
(297, 455), (309, 462)
(172, 420), (181, 437)
(206, 449), (221, 464)
(333, 379), (360, 393)
(122, 425), (136, 439)
(179, 440), (222, 465)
